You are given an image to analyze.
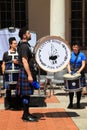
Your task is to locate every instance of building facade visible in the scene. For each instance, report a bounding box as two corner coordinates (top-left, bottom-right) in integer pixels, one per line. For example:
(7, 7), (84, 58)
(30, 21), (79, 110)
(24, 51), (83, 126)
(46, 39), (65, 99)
(0, 0), (87, 51)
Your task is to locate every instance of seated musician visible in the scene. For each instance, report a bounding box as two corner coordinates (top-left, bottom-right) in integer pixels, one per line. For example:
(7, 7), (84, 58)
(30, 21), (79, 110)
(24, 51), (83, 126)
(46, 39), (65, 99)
(2, 37), (20, 110)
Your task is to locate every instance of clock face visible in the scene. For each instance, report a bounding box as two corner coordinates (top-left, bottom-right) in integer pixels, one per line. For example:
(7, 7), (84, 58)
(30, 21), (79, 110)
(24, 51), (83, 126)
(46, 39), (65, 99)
(35, 36), (71, 72)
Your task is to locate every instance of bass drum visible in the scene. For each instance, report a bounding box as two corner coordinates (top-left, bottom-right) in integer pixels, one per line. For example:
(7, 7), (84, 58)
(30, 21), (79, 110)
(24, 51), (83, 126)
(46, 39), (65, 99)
(34, 36), (48, 54)
(34, 36), (71, 73)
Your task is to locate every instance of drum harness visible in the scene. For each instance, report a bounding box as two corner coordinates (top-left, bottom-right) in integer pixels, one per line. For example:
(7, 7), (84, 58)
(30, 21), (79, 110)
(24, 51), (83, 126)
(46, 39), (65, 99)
(71, 53), (79, 74)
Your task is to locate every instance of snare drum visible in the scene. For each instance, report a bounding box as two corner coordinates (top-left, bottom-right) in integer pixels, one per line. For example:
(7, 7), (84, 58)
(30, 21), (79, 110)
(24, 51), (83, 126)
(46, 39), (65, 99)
(4, 70), (19, 85)
(5, 62), (19, 70)
(63, 73), (82, 92)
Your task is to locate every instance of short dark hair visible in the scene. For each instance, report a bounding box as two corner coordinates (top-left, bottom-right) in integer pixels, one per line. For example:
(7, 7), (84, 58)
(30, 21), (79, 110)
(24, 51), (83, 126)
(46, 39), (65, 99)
(72, 40), (80, 46)
(19, 27), (28, 39)
(9, 37), (16, 45)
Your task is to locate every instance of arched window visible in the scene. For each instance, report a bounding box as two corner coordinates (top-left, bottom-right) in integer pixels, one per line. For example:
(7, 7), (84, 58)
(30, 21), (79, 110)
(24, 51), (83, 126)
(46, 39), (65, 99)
(0, 0), (28, 28)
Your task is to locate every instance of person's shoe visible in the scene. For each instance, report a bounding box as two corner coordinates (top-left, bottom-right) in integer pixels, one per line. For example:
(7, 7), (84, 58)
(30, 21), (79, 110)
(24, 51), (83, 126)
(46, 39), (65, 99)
(5, 104), (11, 110)
(28, 113), (38, 119)
(77, 103), (81, 109)
(81, 94), (85, 98)
(22, 114), (38, 122)
(67, 104), (73, 109)
(4, 97), (11, 110)
(5, 106), (11, 110)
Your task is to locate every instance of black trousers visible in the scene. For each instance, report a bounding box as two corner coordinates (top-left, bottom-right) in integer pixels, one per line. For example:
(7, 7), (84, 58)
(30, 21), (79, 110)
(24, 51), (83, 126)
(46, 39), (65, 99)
(69, 91), (82, 105)
(4, 90), (11, 108)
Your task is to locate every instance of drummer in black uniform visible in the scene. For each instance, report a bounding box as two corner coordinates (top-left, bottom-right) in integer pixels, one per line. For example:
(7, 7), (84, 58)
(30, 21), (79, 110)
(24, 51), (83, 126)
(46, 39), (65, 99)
(2, 37), (19, 110)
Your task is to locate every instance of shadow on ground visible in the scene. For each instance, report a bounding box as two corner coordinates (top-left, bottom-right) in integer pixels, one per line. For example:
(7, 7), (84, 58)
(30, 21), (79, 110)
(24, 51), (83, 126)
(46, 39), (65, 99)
(32, 111), (80, 120)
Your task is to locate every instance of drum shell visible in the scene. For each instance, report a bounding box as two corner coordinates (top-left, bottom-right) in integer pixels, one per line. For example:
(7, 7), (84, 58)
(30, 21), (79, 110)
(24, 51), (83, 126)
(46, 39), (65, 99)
(5, 62), (19, 70)
(4, 70), (19, 84)
(33, 36), (48, 54)
(63, 73), (82, 92)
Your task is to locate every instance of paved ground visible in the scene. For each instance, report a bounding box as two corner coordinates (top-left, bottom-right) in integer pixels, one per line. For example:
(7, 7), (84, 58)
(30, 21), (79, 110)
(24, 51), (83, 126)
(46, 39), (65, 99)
(0, 86), (87, 130)
(56, 88), (87, 130)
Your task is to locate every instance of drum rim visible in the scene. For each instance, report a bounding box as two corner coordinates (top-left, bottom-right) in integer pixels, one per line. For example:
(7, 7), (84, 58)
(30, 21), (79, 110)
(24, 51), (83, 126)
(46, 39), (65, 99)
(34, 36), (48, 54)
(64, 87), (82, 92)
(63, 73), (81, 80)
(5, 81), (18, 84)
(34, 36), (71, 53)
(5, 70), (19, 73)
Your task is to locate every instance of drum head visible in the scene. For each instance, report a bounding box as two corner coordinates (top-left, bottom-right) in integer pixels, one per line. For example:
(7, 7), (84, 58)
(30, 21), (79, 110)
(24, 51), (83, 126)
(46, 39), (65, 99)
(63, 73), (81, 80)
(34, 36), (71, 73)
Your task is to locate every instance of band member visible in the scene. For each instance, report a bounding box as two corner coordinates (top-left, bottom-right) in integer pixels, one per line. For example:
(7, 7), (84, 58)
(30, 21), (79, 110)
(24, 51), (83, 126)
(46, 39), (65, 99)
(17, 27), (40, 122)
(2, 37), (19, 110)
(67, 41), (86, 109)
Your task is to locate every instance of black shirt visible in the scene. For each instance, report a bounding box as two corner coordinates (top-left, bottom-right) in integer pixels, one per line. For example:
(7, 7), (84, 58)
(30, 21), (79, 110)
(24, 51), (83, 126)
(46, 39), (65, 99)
(17, 42), (32, 67)
(17, 41), (37, 80)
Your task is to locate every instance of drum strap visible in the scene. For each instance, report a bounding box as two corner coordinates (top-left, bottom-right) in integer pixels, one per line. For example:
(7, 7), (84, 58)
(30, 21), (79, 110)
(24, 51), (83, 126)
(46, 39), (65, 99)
(73, 54), (79, 69)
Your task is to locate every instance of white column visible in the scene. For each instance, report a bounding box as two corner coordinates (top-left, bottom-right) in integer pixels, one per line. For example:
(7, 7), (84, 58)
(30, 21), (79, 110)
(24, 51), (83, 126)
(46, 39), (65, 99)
(50, 0), (65, 38)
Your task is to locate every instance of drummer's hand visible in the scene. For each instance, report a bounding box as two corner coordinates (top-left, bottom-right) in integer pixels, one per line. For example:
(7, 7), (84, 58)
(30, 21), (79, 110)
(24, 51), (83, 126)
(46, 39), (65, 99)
(71, 71), (75, 75)
(28, 75), (33, 83)
(12, 59), (18, 64)
(2, 71), (5, 75)
(76, 71), (80, 74)
(69, 71), (72, 74)
(2, 69), (5, 75)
